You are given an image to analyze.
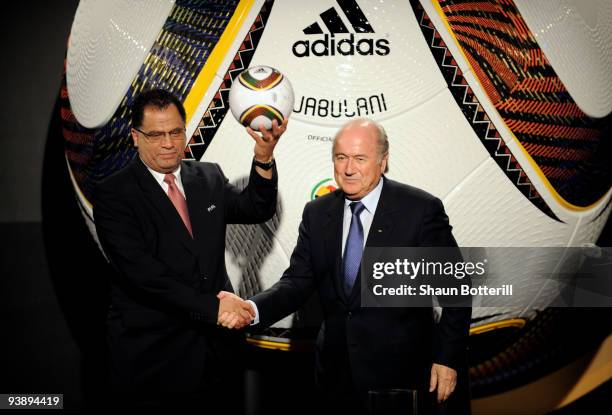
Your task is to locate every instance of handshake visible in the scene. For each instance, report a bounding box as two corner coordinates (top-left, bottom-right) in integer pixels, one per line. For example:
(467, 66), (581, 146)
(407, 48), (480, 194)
(216, 291), (255, 329)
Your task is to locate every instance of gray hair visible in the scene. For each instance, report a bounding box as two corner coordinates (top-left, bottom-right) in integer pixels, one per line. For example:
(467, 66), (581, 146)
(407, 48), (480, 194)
(332, 118), (389, 173)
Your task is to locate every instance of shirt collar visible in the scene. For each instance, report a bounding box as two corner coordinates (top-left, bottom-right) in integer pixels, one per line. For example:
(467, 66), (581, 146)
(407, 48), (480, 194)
(141, 157), (181, 185)
(344, 176), (384, 214)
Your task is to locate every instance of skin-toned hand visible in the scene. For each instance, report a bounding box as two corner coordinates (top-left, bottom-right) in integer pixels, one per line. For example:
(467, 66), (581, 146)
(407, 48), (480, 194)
(217, 291), (254, 329)
(429, 363), (457, 403)
(217, 291), (255, 329)
(247, 118), (288, 179)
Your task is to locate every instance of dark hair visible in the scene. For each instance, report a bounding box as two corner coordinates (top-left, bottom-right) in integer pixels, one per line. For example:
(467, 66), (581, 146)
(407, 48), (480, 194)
(130, 88), (186, 129)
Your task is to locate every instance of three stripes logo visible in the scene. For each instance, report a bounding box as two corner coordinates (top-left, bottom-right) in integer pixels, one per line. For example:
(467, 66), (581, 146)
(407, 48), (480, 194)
(292, 0), (390, 58)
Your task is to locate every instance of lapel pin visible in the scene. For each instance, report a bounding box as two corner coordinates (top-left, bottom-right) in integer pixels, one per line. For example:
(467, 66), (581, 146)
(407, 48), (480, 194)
(207, 204), (216, 213)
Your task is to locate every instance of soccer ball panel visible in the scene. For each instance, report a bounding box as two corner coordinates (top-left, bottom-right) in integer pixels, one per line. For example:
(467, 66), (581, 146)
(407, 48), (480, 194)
(67, 0), (173, 128)
(515, 0), (612, 118)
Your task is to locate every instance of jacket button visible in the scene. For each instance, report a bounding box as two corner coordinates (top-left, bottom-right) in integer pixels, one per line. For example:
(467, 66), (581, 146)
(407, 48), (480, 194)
(347, 312), (352, 319)
(201, 274), (207, 280)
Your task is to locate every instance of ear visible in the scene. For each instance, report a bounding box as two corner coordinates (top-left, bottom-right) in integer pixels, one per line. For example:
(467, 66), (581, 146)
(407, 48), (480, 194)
(380, 153), (388, 172)
(131, 128), (139, 148)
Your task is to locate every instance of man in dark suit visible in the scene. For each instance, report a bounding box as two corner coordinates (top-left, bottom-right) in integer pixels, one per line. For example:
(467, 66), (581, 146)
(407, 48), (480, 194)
(220, 118), (471, 414)
(93, 88), (287, 409)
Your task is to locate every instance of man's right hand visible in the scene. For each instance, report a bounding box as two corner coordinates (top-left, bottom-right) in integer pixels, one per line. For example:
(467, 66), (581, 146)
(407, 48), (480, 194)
(217, 291), (255, 329)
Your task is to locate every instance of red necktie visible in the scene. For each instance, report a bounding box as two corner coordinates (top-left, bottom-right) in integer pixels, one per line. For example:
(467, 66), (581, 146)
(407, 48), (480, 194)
(164, 173), (193, 237)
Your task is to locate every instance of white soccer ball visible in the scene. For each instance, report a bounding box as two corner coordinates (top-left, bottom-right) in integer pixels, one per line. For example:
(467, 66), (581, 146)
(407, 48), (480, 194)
(228, 65), (294, 130)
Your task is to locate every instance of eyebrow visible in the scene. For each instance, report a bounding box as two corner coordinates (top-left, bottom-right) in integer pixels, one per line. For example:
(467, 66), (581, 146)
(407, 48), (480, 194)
(334, 152), (369, 157)
(141, 126), (184, 132)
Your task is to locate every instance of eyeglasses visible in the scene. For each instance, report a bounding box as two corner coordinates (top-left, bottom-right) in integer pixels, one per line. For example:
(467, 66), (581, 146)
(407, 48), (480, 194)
(134, 127), (186, 141)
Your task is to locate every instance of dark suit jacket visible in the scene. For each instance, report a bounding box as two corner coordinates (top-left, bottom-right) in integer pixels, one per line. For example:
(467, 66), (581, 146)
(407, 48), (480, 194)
(253, 177), (471, 398)
(93, 157), (277, 403)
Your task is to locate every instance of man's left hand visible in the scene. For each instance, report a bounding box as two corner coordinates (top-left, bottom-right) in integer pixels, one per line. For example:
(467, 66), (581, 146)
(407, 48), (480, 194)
(429, 363), (457, 403)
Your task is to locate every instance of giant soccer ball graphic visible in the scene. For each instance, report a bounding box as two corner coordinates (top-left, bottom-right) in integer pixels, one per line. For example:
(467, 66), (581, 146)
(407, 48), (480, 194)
(59, 0), (612, 398)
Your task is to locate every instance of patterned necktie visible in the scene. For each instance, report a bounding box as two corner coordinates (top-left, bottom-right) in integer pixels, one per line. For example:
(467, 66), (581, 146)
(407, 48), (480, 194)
(164, 173), (193, 237)
(343, 201), (366, 295)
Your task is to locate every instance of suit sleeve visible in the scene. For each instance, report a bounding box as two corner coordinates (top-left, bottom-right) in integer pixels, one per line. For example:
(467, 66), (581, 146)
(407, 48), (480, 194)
(93, 180), (220, 324)
(218, 162), (278, 224)
(250, 204), (318, 328)
(419, 197), (472, 370)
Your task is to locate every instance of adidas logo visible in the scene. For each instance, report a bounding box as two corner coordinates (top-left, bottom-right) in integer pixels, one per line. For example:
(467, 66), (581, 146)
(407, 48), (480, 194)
(292, 0), (390, 58)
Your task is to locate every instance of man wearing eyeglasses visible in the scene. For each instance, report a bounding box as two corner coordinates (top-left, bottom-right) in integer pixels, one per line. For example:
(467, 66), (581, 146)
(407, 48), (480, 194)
(93, 88), (287, 409)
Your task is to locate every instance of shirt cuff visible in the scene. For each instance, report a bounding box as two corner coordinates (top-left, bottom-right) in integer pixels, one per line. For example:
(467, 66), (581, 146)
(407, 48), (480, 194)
(247, 300), (260, 325)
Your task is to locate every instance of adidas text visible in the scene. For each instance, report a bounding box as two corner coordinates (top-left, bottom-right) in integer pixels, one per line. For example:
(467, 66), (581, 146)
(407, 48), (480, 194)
(292, 34), (390, 58)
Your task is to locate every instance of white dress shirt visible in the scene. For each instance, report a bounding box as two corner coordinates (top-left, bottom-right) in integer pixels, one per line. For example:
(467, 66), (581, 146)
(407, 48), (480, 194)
(143, 159), (186, 198)
(248, 178), (384, 325)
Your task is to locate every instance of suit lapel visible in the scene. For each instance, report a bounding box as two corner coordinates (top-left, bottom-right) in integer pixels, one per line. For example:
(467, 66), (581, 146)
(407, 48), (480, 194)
(364, 179), (398, 248)
(132, 159), (197, 255)
(181, 161), (213, 246)
(323, 191), (348, 304)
